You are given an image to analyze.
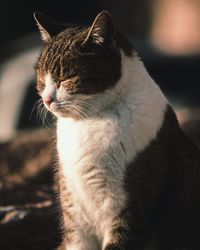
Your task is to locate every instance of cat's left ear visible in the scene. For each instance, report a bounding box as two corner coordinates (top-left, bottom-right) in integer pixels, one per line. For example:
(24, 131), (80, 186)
(83, 11), (116, 46)
(34, 12), (62, 43)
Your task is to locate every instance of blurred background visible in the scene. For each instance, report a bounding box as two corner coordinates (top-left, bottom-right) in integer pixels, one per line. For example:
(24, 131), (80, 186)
(0, 1), (200, 249)
(0, 0), (200, 143)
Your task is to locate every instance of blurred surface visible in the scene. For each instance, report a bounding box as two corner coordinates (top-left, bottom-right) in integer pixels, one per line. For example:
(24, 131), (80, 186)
(0, 129), (60, 250)
(151, 0), (200, 55)
(0, 121), (199, 250)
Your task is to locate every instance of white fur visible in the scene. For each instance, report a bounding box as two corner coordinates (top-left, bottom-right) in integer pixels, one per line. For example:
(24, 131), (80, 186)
(43, 73), (56, 100)
(56, 52), (167, 249)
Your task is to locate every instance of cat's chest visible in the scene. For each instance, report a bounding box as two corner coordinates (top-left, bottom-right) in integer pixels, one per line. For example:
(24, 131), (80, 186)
(56, 116), (128, 188)
(56, 115), (126, 172)
(56, 116), (127, 225)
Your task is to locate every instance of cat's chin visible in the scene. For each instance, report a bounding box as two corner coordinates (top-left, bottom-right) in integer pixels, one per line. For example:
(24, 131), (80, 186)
(47, 105), (82, 119)
(42, 102), (61, 117)
(49, 101), (59, 111)
(43, 101), (56, 112)
(52, 111), (84, 120)
(46, 103), (64, 117)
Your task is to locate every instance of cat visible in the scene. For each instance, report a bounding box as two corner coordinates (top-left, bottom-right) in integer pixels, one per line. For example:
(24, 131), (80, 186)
(34, 11), (200, 250)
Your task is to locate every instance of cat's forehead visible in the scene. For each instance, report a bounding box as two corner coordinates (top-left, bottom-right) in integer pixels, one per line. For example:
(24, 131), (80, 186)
(55, 27), (87, 47)
(44, 26), (88, 56)
(38, 29), (120, 80)
(36, 25), (124, 93)
(37, 27), (86, 77)
(42, 26), (86, 54)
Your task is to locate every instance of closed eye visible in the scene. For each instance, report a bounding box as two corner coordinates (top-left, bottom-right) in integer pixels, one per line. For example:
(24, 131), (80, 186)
(60, 77), (79, 85)
(60, 79), (73, 84)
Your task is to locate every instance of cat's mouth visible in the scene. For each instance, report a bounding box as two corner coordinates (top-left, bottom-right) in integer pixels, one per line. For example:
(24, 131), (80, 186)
(43, 99), (97, 119)
(44, 101), (67, 115)
(47, 101), (59, 110)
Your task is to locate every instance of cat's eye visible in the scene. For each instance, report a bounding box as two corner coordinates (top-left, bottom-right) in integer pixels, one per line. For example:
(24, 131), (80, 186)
(60, 77), (79, 85)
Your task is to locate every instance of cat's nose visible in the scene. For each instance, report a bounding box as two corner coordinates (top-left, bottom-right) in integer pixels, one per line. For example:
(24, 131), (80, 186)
(43, 97), (53, 107)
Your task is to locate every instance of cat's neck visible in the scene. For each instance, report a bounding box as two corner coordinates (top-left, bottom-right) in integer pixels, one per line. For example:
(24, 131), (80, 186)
(57, 52), (167, 123)
(56, 52), (168, 170)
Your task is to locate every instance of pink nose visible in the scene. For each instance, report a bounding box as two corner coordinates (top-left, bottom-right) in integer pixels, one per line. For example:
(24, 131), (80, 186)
(43, 97), (53, 107)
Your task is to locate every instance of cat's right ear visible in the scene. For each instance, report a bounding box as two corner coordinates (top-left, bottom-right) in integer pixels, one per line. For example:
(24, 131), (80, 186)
(82, 11), (116, 47)
(34, 12), (61, 43)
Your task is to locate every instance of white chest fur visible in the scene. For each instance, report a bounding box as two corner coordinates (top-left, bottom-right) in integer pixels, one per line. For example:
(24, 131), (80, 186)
(56, 54), (167, 235)
(57, 114), (128, 232)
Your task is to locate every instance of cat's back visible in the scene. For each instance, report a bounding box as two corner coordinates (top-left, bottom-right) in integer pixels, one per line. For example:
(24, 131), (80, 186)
(146, 107), (200, 249)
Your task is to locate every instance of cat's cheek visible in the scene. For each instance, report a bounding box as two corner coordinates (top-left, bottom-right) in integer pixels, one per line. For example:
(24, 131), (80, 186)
(50, 102), (59, 110)
(56, 88), (67, 100)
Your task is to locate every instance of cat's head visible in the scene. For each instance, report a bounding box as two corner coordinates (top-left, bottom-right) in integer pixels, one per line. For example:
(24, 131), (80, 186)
(34, 11), (133, 118)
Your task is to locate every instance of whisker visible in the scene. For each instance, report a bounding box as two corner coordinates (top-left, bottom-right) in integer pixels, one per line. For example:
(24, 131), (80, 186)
(67, 106), (82, 120)
(72, 100), (97, 111)
(59, 99), (97, 113)
(31, 99), (42, 118)
(35, 99), (45, 124)
(75, 103), (97, 114)
(43, 108), (53, 128)
(43, 109), (48, 126)
(33, 99), (52, 127)
(40, 106), (46, 126)
(74, 103), (96, 119)
(31, 99), (42, 113)
(73, 106), (88, 120)
(57, 102), (93, 120)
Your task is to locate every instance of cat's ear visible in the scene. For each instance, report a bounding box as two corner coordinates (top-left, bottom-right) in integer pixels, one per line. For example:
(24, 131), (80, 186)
(83, 11), (116, 46)
(34, 12), (62, 43)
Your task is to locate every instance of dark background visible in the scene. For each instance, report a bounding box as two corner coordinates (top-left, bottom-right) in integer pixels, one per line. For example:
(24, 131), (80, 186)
(0, 0), (200, 132)
(0, 1), (151, 50)
(1, 0), (199, 97)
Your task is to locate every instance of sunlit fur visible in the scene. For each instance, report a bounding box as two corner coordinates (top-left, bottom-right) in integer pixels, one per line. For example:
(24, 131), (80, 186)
(35, 11), (200, 250)
(55, 52), (167, 249)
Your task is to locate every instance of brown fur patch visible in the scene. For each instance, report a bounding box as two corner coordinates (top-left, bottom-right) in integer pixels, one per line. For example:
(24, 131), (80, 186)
(104, 105), (200, 250)
(35, 19), (134, 95)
